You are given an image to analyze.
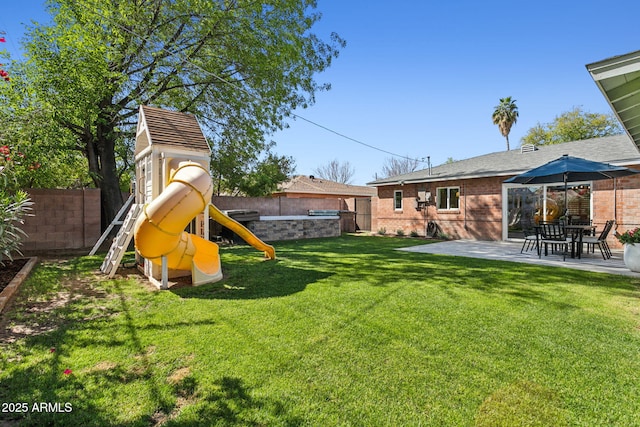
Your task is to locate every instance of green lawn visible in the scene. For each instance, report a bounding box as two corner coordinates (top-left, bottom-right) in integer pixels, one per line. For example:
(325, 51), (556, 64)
(1, 235), (639, 426)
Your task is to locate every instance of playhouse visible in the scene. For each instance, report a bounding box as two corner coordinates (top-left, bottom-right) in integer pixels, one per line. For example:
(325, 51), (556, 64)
(94, 105), (275, 289)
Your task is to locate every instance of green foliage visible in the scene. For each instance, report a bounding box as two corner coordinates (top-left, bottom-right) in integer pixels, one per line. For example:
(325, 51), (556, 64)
(8, 0), (344, 222)
(492, 97), (519, 151)
(237, 152), (295, 197)
(2, 237), (640, 425)
(616, 227), (640, 244)
(0, 189), (32, 263)
(0, 149), (33, 262)
(520, 107), (622, 146)
(211, 138), (295, 196)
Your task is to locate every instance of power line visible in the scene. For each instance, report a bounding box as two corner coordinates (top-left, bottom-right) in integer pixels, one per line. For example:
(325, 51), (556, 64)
(66, 1), (429, 164)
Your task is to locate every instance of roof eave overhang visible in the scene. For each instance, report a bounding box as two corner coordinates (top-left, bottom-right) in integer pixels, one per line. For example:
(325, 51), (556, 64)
(368, 172), (521, 187)
(587, 50), (640, 152)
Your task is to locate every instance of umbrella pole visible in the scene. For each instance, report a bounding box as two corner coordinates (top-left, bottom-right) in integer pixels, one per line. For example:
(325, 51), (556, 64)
(564, 173), (568, 220)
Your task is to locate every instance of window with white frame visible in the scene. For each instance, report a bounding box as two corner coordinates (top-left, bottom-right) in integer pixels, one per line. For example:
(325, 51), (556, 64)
(437, 186), (459, 210)
(394, 190), (403, 210)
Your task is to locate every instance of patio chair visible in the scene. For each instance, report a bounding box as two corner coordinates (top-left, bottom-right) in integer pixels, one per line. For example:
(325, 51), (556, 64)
(582, 220), (614, 260)
(568, 217), (595, 236)
(520, 222), (538, 253)
(538, 222), (570, 260)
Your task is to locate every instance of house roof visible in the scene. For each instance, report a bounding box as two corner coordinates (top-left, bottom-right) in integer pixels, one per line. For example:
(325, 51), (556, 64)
(275, 175), (377, 197)
(587, 50), (640, 150)
(135, 105), (210, 156)
(367, 134), (640, 187)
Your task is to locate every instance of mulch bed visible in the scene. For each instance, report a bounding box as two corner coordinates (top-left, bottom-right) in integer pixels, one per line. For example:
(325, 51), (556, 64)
(0, 258), (28, 293)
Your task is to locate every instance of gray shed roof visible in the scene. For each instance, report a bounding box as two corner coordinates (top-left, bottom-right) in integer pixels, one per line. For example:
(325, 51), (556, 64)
(367, 135), (640, 186)
(135, 105), (210, 156)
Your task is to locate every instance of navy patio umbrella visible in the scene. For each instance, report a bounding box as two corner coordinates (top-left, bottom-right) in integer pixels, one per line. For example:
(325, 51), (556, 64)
(504, 154), (639, 217)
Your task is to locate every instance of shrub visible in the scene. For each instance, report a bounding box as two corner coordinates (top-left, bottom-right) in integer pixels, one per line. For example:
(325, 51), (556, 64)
(410, 230), (419, 237)
(1, 145), (34, 264)
(377, 227), (386, 235)
(396, 229), (405, 236)
(616, 227), (640, 245)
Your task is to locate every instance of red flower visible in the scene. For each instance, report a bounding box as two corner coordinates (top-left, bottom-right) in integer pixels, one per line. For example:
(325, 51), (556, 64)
(0, 37), (6, 43)
(0, 145), (9, 155)
(63, 369), (72, 375)
(50, 347), (56, 353)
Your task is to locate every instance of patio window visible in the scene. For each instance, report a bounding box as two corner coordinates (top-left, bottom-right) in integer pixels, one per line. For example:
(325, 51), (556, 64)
(437, 186), (459, 210)
(394, 190), (403, 210)
(505, 183), (592, 239)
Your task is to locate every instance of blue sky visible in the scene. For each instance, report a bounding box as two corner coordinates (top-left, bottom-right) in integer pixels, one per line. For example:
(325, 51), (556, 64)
(2, 1), (640, 185)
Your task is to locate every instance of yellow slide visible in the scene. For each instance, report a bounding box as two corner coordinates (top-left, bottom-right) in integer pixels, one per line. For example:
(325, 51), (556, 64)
(208, 204), (276, 260)
(134, 161), (223, 285)
(134, 161), (274, 286)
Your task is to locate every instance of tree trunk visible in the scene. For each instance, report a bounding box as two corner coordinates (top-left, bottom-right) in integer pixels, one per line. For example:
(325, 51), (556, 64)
(83, 112), (124, 230)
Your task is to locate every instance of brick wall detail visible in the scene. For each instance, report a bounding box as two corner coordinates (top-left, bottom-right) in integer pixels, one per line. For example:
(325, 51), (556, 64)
(375, 177), (503, 240)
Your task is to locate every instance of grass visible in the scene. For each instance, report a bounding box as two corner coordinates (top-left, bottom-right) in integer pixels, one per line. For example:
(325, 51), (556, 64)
(1, 235), (639, 426)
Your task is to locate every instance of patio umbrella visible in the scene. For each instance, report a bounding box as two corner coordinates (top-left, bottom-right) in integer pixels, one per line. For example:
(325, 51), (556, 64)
(504, 154), (639, 218)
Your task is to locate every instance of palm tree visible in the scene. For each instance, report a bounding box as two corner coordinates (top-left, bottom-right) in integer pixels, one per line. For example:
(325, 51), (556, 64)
(492, 97), (519, 151)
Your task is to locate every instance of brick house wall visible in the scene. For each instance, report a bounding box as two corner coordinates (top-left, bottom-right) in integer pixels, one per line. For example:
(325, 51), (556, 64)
(375, 177), (504, 240)
(592, 173), (640, 248)
(21, 188), (101, 252)
(373, 171), (640, 248)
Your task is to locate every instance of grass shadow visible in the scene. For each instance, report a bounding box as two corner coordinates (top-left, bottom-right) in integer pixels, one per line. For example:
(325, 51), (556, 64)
(171, 263), (332, 300)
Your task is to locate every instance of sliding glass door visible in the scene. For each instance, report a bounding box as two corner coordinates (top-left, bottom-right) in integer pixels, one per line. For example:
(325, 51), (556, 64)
(505, 182), (591, 239)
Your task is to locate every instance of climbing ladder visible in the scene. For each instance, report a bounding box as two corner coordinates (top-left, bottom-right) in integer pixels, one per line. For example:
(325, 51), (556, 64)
(89, 193), (136, 256)
(99, 203), (143, 278)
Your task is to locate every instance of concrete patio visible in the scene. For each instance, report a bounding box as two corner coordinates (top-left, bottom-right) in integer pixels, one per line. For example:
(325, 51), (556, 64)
(398, 240), (640, 278)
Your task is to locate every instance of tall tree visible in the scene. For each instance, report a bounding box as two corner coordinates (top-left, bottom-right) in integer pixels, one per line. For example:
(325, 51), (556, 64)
(313, 159), (355, 184)
(4, 0), (344, 225)
(210, 137), (294, 196)
(0, 32), (10, 82)
(520, 107), (622, 146)
(379, 156), (419, 178)
(492, 97), (519, 151)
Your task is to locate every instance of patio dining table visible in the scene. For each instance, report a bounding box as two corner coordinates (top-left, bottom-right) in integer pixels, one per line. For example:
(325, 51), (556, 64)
(563, 224), (597, 259)
(534, 223), (596, 259)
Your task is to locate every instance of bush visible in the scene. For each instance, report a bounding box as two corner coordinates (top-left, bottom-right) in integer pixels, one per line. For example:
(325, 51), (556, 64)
(0, 189), (32, 263)
(616, 227), (640, 245)
(410, 230), (419, 237)
(1, 146), (34, 264)
(396, 229), (405, 236)
(377, 227), (386, 235)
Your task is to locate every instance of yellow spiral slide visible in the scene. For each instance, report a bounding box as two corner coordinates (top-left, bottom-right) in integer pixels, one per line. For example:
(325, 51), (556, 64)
(134, 161), (275, 285)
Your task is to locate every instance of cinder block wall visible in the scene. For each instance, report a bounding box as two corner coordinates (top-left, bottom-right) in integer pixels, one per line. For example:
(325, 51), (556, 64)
(21, 189), (101, 252)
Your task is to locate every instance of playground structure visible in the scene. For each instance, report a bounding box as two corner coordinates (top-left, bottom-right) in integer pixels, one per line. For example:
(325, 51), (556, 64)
(97, 105), (275, 288)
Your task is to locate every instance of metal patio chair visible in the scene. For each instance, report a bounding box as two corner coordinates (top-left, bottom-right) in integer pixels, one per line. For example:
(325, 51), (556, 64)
(582, 220), (614, 260)
(538, 222), (571, 260)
